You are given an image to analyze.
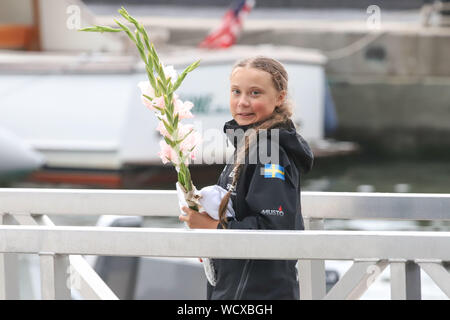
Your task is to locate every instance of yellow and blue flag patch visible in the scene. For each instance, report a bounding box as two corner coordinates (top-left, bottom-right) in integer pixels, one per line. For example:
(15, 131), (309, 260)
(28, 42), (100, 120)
(264, 164), (285, 180)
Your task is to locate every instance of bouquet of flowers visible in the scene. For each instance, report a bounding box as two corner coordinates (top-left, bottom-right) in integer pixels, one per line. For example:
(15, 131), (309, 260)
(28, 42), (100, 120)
(79, 7), (228, 286)
(79, 7), (202, 211)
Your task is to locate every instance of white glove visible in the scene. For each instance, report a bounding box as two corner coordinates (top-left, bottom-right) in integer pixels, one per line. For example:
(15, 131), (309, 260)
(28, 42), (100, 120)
(199, 185), (235, 220)
(176, 183), (235, 220)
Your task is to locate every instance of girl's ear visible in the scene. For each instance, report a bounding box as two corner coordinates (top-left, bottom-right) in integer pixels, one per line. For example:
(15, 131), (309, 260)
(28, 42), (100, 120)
(276, 90), (287, 106)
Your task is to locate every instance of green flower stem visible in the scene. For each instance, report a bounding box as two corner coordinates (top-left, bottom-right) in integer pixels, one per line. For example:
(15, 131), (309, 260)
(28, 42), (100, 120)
(79, 7), (200, 210)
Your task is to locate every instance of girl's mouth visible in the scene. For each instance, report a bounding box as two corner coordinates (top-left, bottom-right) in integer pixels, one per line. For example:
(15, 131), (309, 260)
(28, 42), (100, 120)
(237, 113), (255, 119)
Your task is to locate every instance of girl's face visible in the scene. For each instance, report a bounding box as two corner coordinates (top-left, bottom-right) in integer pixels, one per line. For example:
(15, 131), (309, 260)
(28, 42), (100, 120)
(230, 66), (286, 126)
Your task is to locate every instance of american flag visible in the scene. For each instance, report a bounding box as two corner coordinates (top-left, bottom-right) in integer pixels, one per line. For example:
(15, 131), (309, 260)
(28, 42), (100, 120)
(199, 0), (255, 49)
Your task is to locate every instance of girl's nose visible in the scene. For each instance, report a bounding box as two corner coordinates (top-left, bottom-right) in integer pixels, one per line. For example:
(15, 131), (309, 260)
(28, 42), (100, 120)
(238, 95), (250, 107)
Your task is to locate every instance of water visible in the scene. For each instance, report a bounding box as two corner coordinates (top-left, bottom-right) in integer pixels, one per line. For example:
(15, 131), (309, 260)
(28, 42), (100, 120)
(303, 154), (450, 194)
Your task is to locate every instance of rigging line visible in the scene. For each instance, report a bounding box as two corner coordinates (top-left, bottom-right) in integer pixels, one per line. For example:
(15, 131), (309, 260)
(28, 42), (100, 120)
(323, 31), (386, 60)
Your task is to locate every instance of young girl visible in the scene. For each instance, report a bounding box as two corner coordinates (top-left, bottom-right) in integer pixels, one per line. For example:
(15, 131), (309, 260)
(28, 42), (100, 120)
(179, 56), (314, 300)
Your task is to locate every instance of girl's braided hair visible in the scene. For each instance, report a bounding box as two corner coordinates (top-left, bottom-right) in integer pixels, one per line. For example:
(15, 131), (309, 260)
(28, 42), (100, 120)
(217, 56), (294, 228)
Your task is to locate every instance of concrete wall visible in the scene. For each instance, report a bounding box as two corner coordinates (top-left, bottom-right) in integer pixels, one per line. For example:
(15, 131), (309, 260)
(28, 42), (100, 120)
(236, 27), (450, 78)
(39, 0), (124, 52)
(83, 0), (425, 10)
(328, 78), (450, 156)
(0, 0), (33, 24)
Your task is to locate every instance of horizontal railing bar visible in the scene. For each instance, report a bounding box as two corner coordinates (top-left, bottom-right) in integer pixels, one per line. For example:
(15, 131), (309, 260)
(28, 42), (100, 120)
(0, 226), (449, 260)
(302, 192), (450, 221)
(0, 188), (179, 216)
(1, 188), (450, 221)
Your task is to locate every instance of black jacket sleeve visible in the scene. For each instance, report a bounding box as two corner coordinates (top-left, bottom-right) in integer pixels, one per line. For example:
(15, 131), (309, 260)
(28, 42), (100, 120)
(219, 148), (300, 231)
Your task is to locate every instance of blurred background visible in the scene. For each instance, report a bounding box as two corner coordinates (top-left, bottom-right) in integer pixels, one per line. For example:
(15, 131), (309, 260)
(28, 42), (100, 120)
(1, 0), (449, 299)
(1, 0), (449, 195)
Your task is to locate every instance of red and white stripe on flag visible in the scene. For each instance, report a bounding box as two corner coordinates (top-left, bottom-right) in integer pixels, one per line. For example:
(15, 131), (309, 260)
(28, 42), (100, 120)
(199, 0), (255, 49)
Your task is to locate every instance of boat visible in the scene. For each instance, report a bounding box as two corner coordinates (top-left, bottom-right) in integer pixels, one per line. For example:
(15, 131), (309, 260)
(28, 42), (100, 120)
(0, 0), (357, 189)
(0, 126), (45, 184)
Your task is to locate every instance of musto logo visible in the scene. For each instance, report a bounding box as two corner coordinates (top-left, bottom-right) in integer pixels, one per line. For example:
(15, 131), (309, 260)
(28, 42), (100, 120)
(260, 206), (285, 216)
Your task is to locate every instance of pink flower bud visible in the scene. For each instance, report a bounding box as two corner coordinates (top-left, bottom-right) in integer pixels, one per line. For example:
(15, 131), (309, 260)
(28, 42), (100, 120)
(156, 118), (170, 137)
(151, 96), (166, 111)
(177, 123), (202, 157)
(174, 99), (194, 119)
(137, 81), (156, 110)
(158, 140), (178, 165)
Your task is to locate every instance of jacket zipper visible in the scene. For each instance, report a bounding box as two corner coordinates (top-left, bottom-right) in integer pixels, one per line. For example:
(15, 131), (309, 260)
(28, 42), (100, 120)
(233, 259), (253, 300)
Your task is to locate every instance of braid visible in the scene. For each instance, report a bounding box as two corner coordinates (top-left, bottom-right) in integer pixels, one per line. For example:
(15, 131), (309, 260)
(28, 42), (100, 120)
(218, 164), (242, 229)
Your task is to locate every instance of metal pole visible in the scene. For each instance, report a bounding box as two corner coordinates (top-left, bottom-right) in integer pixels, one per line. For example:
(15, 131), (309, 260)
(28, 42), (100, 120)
(0, 214), (20, 300)
(39, 252), (71, 300)
(298, 218), (326, 300)
(390, 260), (422, 300)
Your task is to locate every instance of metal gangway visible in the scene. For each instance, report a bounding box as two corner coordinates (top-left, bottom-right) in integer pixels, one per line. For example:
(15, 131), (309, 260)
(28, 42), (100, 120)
(0, 188), (449, 300)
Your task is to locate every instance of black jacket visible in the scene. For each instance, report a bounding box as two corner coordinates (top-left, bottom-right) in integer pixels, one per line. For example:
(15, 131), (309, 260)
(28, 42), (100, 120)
(206, 119), (314, 300)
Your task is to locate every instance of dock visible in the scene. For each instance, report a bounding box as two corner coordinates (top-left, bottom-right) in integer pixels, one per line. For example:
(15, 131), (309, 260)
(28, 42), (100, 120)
(1, 188), (449, 300)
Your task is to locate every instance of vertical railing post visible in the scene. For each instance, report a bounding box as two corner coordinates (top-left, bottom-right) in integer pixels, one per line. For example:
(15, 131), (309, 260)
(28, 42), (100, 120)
(390, 260), (422, 300)
(39, 252), (71, 300)
(298, 218), (326, 300)
(0, 213), (20, 300)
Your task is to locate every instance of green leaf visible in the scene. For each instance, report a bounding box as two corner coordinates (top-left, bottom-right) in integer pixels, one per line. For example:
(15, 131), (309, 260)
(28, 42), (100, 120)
(157, 77), (166, 96)
(142, 94), (153, 102)
(119, 8), (146, 43)
(185, 167), (192, 186)
(146, 52), (154, 70)
(173, 113), (179, 130)
(173, 128), (194, 146)
(145, 65), (158, 95)
(158, 63), (167, 84)
(186, 59), (201, 72)
(114, 19), (135, 43)
(164, 136), (175, 148)
(162, 118), (174, 135)
(140, 25), (151, 52)
(171, 72), (187, 93)
(150, 43), (160, 65)
(178, 170), (186, 187)
(165, 108), (173, 124)
(134, 30), (147, 62)
(119, 7), (132, 21)
(171, 60), (201, 92)
(78, 25), (122, 33)
(165, 97), (175, 118)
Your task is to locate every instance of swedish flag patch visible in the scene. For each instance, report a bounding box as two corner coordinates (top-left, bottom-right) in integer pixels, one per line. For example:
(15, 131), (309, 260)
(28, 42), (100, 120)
(263, 164), (285, 181)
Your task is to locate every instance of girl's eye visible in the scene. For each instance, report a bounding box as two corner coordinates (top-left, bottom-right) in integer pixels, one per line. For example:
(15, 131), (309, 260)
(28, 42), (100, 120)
(251, 90), (260, 96)
(232, 89), (240, 95)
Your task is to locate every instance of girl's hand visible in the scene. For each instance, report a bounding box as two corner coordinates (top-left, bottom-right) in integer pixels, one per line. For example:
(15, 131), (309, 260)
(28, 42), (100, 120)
(179, 206), (219, 229)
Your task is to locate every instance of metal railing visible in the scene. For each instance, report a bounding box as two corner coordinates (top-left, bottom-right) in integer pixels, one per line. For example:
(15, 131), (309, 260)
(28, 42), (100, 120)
(0, 188), (449, 300)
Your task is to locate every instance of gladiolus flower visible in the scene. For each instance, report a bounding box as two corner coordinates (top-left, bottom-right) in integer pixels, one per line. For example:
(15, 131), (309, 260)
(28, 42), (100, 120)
(158, 140), (178, 165)
(137, 81), (156, 110)
(177, 123), (202, 157)
(163, 65), (178, 83)
(174, 99), (194, 119)
(151, 96), (166, 111)
(156, 116), (170, 137)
